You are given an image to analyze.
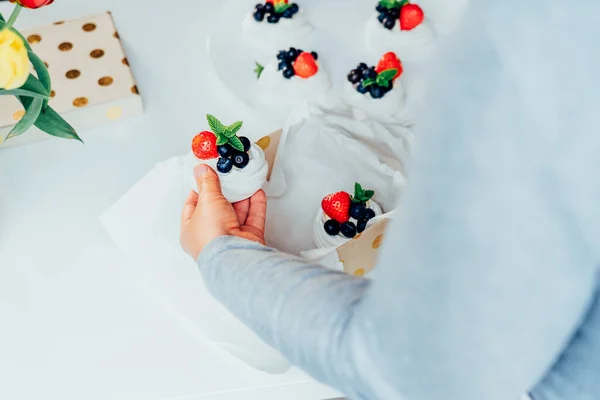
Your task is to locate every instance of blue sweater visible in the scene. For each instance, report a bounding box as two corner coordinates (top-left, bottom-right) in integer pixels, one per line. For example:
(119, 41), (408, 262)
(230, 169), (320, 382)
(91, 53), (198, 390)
(198, 1), (600, 399)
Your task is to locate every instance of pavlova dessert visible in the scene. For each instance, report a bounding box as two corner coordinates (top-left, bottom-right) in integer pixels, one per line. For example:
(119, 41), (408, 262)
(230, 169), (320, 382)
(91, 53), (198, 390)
(365, 0), (433, 56)
(242, 0), (313, 51)
(345, 52), (405, 117)
(313, 183), (383, 249)
(186, 114), (269, 203)
(255, 47), (331, 110)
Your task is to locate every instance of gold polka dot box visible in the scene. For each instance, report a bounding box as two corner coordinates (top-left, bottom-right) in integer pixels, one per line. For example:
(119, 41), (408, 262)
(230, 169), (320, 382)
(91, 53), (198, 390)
(0, 12), (142, 147)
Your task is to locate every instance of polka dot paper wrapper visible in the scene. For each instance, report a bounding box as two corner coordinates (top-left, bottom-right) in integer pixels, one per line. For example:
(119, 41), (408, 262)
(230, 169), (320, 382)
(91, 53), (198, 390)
(0, 12), (143, 147)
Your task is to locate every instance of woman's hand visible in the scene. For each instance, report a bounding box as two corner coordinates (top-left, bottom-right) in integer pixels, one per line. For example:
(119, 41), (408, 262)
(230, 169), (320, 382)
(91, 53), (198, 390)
(180, 164), (267, 260)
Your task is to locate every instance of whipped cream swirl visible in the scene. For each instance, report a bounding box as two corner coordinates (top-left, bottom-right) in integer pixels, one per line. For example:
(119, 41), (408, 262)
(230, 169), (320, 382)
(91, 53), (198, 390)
(312, 200), (383, 249)
(186, 144), (269, 203)
(365, 14), (434, 57)
(344, 80), (405, 119)
(242, 10), (313, 51)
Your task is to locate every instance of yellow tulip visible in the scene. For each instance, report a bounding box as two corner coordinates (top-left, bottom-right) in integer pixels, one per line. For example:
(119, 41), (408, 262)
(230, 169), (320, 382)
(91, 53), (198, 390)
(0, 29), (30, 90)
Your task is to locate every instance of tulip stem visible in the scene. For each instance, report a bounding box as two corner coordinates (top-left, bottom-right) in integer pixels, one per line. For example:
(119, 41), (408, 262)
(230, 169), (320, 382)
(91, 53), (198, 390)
(5, 5), (23, 30)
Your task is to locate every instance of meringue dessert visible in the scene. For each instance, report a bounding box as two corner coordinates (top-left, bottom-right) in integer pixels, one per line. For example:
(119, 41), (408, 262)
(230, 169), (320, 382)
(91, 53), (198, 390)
(345, 52), (405, 118)
(255, 47), (331, 111)
(313, 183), (383, 249)
(242, 0), (313, 51)
(186, 114), (268, 203)
(365, 0), (433, 56)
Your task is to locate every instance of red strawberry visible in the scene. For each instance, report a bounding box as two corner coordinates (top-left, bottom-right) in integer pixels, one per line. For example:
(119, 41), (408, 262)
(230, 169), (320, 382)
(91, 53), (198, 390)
(191, 131), (218, 160)
(293, 52), (319, 79)
(400, 4), (424, 31)
(375, 52), (403, 80)
(322, 191), (351, 223)
(266, 0), (288, 3)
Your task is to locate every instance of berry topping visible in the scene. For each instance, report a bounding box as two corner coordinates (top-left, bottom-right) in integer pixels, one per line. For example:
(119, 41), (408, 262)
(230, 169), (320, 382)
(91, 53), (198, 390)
(256, 0), (299, 24)
(293, 52), (319, 79)
(218, 144), (235, 158)
(277, 50), (287, 60)
(239, 136), (252, 152)
(400, 3), (424, 31)
(365, 208), (376, 220)
(322, 191), (352, 223)
(324, 220), (341, 236)
(340, 222), (357, 238)
(365, 67), (377, 80)
(376, 52), (403, 80)
(287, 47), (299, 60)
(356, 219), (368, 233)
(369, 85), (385, 99)
(311, 51), (318, 60)
(348, 69), (362, 84)
(278, 59), (292, 71)
(264, 2), (274, 12)
(217, 157), (234, 174)
(383, 17), (396, 29)
(283, 68), (295, 79)
(267, 14), (280, 23)
(192, 131), (218, 160)
(232, 152), (250, 168)
(253, 10), (265, 22)
(350, 203), (367, 220)
(356, 83), (368, 94)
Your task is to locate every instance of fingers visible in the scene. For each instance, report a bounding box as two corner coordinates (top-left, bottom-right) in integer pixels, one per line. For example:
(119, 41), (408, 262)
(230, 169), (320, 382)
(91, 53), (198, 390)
(194, 164), (223, 199)
(233, 199), (250, 226)
(181, 190), (199, 225)
(246, 190), (267, 234)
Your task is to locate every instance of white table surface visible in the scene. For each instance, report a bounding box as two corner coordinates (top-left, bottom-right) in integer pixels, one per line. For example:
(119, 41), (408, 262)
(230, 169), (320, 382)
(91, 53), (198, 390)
(0, 1), (339, 399)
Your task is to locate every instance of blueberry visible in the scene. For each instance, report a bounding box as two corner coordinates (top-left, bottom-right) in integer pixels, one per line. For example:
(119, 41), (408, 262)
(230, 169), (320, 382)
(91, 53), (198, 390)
(255, 3), (264, 11)
(390, 7), (401, 18)
(287, 47), (298, 60)
(358, 62), (369, 72)
(376, 4), (385, 12)
(278, 60), (291, 70)
(290, 3), (299, 13)
(356, 83), (368, 94)
(283, 68), (295, 79)
(324, 219), (341, 236)
(267, 13), (280, 23)
(216, 157), (233, 174)
(383, 17), (396, 30)
(311, 51), (318, 60)
(232, 152), (250, 168)
(264, 2), (274, 12)
(364, 208), (376, 220)
(340, 222), (357, 238)
(239, 136), (252, 152)
(282, 9), (294, 18)
(253, 11), (265, 21)
(378, 12), (387, 23)
(350, 203), (367, 220)
(370, 85), (385, 99)
(357, 219), (368, 233)
(217, 144), (234, 158)
(365, 67), (377, 79)
(347, 69), (362, 84)
(277, 50), (287, 60)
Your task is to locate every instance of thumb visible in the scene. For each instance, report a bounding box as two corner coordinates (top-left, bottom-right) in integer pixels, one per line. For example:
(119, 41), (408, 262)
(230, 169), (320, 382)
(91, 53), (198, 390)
(194, 164), (224, 198)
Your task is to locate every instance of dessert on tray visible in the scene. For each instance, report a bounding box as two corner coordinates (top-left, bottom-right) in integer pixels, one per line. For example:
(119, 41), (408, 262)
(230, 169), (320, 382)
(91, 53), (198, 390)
(345, 52), (405, 117)
(255, 47), (331, 110)
(242, 0), (313, 50)
(313, 183), (383, 249)
(365, 0), (433, 55)
(185, 114), (269, 203)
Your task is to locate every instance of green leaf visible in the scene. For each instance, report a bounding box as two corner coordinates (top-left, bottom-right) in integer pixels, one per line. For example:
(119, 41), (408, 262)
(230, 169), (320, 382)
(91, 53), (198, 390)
(0, 88), (50, 100)
(19, 96), (83, 142)
(27, 51), (52, 108)
(254, 62), (264, 79)
(20, 74), (50, 96)
(378, 68), (398, 81)
(361, 78), (375, 88)
(0, 13), (5, 23)
(363, 190), (375, 201)
(274, 2), (293, 13)
(7, 98), (43, 139)
(228, 136), (244, 152)
(354, 182), (364, 198)
(226, 121), (243, 137)
(216, 135), (228, 146)
(206, 114), (226, 135)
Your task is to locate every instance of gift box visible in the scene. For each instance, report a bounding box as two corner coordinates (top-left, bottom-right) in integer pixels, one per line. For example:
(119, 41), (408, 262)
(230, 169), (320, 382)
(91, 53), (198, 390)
(0, 12), (142, 147)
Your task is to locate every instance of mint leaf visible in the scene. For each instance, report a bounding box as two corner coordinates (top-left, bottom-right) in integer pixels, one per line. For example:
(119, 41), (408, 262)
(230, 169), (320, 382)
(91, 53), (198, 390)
(376, 68), (397, 88)
(379, 0), (405, 9)
(354, 182), (364, 197)
(226, 121), (243, 137)
(254, 62), (264, 79)
(7, 98), (43, 139)
(274, 2), (292, 13)
(228, 136), (244, 152)
(363, 190), (375, 201)
(361, 78), (376, 88)
(216, 135), (228, 146)
(206, 114), (226, 135)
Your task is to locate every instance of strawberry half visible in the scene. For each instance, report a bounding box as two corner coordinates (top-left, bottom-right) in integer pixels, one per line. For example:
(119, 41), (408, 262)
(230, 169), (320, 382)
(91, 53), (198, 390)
(293, 52), (319, 79)
(322, 191), (351, 223)
(266, 0), (288, 3)
(192, 131), (218, 160)
(400, 3), (424, 31)
(375, 52), (403, 80)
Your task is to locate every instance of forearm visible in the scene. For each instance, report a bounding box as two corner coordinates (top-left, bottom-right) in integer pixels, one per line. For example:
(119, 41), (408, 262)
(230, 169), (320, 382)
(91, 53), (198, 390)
(197, 236), (372, 398)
